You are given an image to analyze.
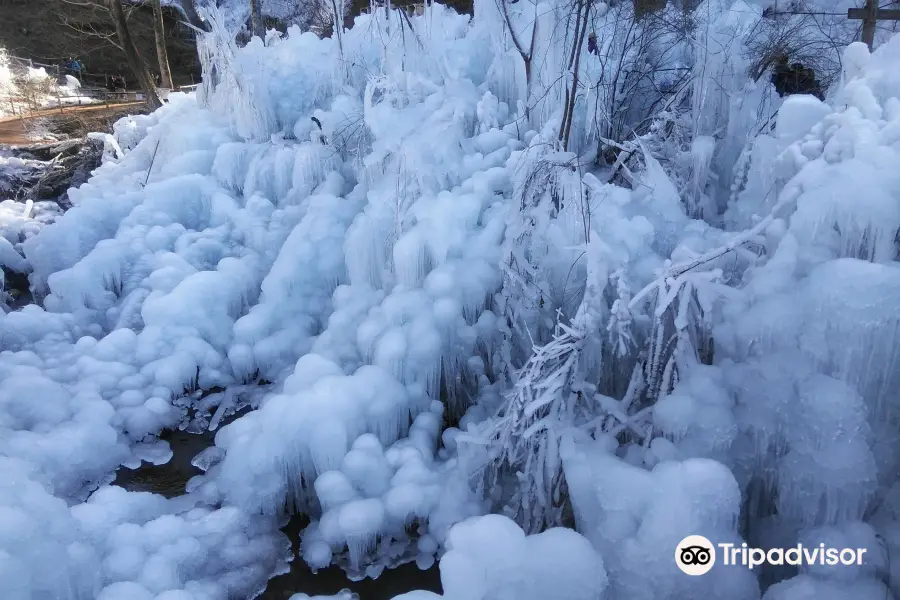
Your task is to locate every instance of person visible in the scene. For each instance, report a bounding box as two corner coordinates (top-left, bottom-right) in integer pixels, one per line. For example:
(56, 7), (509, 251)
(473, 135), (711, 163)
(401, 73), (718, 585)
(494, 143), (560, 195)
(106, 75), (125, 98)
(588, 31), (598, 56)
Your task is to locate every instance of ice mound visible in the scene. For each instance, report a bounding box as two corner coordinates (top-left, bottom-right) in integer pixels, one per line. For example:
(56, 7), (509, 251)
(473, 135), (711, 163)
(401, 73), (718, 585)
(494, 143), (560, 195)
(560, 434), (760, 600)
(391, 514), (607, 600)
(74, 486), (290, 600)
(301, 402), (482, 576)
(209, 44), (515, 574)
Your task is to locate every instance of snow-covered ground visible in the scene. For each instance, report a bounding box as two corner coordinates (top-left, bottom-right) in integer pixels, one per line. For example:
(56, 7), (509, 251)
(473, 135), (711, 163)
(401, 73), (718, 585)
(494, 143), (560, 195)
(2, 1), (900, 599)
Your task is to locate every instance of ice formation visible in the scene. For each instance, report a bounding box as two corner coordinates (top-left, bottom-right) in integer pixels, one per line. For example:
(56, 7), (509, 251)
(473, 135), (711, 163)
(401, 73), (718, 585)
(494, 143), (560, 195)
(297, 403), (483, 576)
(392, 514), (607, 600)
(2, 0), (900, 597)
(560, 433), (760, 600)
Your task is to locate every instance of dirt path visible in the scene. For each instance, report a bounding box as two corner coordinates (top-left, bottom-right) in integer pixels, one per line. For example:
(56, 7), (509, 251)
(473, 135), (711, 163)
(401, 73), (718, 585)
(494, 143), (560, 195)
(0, 119), (34, 146)
(0, 101), (144, 146)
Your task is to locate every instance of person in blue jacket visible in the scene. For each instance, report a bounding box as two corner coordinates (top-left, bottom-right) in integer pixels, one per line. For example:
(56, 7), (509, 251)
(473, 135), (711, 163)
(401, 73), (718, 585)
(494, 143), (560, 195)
(69, 57), (85, 77)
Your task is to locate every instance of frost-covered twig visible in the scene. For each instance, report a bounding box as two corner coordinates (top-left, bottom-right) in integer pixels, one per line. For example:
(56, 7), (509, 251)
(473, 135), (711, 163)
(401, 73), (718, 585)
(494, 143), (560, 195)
(470, 316), (587, 533)
(629, 187), (783, 311)
(196, 5), (276, 140)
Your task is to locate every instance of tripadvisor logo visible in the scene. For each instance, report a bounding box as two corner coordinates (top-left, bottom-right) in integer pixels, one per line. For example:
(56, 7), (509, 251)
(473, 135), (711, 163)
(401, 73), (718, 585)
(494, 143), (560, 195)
(675, 535), (869, 575)
(675, 535), (716, 575)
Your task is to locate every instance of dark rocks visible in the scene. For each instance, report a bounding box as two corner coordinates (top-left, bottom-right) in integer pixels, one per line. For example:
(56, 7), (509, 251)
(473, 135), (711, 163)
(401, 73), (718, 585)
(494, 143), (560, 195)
(7, 136), (103, 207)
(1, 137), (102, 311)
(0, 267), (31, 311)
(770, 56), (824, 100)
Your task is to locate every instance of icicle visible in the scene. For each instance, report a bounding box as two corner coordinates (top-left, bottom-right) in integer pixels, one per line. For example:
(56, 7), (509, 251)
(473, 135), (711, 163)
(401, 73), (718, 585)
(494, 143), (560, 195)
(392, 229), (432, 288)
(373, 328), (407, 384)
(339, 499), (386, 571)
(309, 420), (350, 475)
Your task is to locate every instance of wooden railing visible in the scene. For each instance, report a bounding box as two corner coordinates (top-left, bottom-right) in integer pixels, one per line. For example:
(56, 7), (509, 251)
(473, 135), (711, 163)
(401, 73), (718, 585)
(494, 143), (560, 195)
(359, 2), (428, 15)
(7, 54), (199, 98)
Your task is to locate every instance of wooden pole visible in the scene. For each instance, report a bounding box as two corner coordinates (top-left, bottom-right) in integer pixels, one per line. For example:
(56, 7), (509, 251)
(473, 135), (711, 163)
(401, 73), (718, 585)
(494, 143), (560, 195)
(861, 0), (877, 50)
(848, 2), (900, 50)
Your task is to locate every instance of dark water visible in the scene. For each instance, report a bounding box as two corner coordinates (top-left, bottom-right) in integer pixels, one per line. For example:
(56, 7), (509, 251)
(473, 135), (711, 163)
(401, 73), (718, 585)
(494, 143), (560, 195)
(112, 426), (214, 497)
(259, 513), (442, 600)
(113, 413), (443, 600)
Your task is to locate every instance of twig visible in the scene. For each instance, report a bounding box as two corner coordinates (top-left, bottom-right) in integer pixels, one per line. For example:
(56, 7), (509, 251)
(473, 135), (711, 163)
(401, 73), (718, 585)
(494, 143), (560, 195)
(144, 138), (161, 186)
(629, 187), (781, 311)
(28, 151), (64, 202)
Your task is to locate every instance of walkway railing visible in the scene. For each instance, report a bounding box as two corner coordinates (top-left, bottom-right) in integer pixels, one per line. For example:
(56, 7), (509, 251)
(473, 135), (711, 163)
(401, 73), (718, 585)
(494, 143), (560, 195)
(359, 2), (429, 16)
(7, 54), (199, 100)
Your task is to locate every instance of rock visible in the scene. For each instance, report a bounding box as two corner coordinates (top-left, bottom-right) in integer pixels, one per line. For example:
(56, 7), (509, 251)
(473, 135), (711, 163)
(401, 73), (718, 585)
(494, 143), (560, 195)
(3, 136), (102, 208)
(0, 137), (100, 311)
(0, 266), (31, 311)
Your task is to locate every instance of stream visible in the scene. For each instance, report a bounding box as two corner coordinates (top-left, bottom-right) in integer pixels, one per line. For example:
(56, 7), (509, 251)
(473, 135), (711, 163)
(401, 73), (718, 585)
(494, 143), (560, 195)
(112, 405), (443, 600)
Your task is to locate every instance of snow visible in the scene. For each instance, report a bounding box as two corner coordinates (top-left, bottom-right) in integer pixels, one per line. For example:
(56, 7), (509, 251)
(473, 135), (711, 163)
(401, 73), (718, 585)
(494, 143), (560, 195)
(560, 433), (760, 600)
(0, 235), (27, 271)
(393, 514), (607, 600)
(289, 402), (483, 575)
(3, 1), (900, 599)
(775, 95), (832, 143)
(761, 518), (891, 599)
(73, 488), (289, 600)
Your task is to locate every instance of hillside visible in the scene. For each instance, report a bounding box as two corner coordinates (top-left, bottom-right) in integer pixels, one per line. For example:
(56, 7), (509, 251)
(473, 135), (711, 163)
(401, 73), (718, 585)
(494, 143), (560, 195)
(0, 0), (201, 87)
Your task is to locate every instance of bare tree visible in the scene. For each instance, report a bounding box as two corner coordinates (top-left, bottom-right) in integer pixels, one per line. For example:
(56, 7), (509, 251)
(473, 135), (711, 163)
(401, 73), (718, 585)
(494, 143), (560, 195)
(58, 0), (165, 108)
(151, 0), (175, 88)
(59, 0), (127, 54)
(498, 0), (539, 122)
(104, 0), (163, 109)
(745, 4), (853, 90)
(558, 0), (591, 151)
(250, 0), (264, 38)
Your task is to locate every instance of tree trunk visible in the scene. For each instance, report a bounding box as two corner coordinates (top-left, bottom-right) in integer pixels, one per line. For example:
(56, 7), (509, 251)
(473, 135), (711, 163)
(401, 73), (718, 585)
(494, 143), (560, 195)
(105, 0), (163, 110)
(499, 0), (538, 126)
(249, 0), (264, 38)
(861, 0), (877, 50)
(558, 0), (590, 151)
(330, 0), (344, 56)
(151, 0), (174, 89)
